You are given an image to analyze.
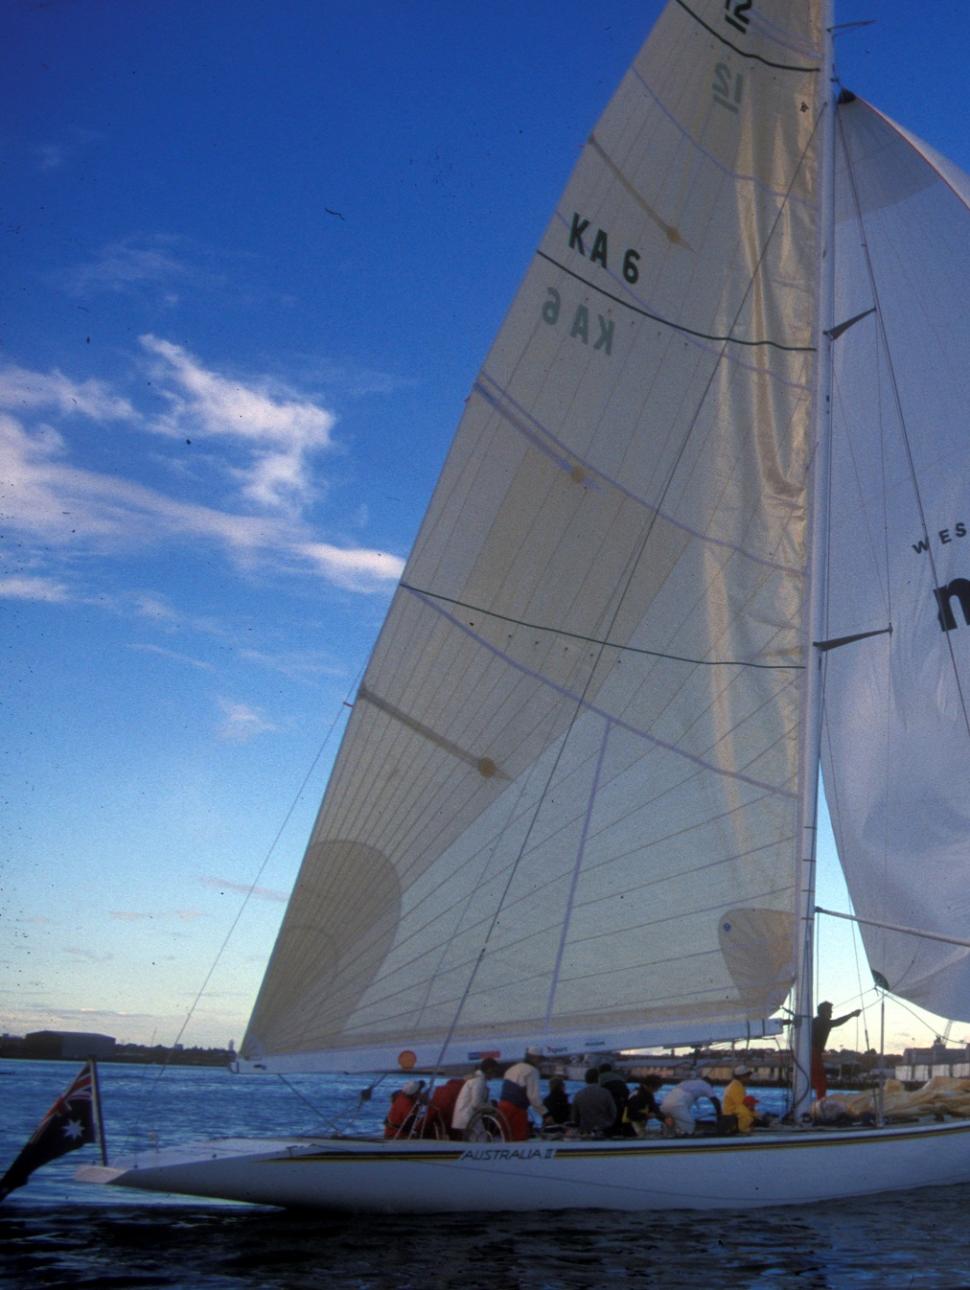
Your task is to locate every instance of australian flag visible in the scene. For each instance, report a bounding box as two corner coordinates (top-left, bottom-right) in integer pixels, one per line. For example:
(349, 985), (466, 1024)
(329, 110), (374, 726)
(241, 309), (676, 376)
(0, 1062), (98, 1202)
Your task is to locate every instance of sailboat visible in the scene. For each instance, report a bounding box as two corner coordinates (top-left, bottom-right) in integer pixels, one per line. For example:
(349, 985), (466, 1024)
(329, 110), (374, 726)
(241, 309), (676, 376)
(80, 0), (970, 1210)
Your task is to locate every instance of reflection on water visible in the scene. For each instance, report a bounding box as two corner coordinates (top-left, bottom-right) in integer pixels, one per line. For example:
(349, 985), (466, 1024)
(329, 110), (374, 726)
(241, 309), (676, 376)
(5, 1192), (970, 1289)
(2, 1060), (969, 1287)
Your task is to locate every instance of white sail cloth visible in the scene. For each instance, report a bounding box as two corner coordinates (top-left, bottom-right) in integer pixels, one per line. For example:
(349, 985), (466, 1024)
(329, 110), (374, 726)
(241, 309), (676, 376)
(823, 97), (970, 1019)
(242, 1), (824, 1072)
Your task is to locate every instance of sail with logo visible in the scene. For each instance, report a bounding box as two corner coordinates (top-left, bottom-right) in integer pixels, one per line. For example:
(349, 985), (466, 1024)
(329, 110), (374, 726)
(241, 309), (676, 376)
(822, 101), (970, 1018)
(79, 0), (970, 1212)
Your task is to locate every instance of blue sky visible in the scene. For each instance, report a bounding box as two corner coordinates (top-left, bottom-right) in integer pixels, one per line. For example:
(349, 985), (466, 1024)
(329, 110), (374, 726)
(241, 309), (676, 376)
(3, 1), (970, 1054)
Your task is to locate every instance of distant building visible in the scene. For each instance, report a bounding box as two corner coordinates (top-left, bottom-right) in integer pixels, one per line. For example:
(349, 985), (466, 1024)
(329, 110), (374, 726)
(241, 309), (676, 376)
(899, 1042), (970, 1082)
(24, 1030), (116, 1060)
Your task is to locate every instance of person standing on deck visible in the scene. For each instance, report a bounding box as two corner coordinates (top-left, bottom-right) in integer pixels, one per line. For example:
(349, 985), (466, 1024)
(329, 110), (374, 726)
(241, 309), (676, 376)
(496, 1052), (547, 1141)
(812, 1002), (861, 1097)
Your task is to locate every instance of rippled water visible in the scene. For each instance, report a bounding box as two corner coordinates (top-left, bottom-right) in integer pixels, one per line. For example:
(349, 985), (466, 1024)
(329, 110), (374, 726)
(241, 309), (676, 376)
(3, 1060), (969, 1288)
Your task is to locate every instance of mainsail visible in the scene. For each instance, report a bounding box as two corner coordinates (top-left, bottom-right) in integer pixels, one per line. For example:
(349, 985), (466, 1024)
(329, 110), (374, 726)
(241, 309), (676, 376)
(242, 1), (825, 1072)
(823, 96), (970, 1019)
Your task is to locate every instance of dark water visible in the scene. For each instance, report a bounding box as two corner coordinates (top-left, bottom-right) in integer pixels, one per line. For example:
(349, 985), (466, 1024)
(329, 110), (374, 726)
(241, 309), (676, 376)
(3, 1060), (970, 1288)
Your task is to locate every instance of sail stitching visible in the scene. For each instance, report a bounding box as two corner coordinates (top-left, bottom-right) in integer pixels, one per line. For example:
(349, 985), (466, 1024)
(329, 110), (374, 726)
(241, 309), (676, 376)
(475, 372), (805, 574)
(543, 721), (611, 1030)
(405, 585), (798, 799)
(399, 581), (804, 670)
(535, 249), (815, 353)
(628, 66), (815, 210)
(673, 0), (820, 73)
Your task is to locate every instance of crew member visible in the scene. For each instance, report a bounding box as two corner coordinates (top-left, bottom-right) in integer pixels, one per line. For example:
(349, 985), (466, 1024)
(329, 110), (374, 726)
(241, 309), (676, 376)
(496, 1051), (547, 1141)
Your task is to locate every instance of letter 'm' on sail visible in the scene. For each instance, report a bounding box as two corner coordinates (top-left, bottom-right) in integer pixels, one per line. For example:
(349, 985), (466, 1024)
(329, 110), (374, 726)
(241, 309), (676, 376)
(242, 0), (824, 1072)
(823, 97), (970, 1020)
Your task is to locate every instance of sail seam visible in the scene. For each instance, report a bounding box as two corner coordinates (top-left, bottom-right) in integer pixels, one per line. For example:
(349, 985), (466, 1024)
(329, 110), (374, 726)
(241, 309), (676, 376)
(535, 250), (816, 353)
(404, 585), (798, 799)
(673, 0), (820, 73)
(399, 582), (804, 670)
(627, 75), (815, 210)
(475, 372), (805, 575)
(543, 720), (611, 1033)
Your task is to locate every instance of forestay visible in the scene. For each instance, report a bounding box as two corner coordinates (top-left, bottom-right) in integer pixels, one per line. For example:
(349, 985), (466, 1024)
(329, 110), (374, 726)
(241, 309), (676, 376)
(241, 1), (825, 1073)
(823, 96), (970, 1019)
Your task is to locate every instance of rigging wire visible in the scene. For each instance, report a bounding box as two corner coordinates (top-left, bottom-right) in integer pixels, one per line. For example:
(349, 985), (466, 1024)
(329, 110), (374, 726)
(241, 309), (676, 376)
(137, 662), (367, 1114)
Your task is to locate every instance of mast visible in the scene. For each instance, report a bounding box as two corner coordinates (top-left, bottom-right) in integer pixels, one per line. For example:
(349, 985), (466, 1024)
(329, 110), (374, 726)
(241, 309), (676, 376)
(792, 0), (838, 1120)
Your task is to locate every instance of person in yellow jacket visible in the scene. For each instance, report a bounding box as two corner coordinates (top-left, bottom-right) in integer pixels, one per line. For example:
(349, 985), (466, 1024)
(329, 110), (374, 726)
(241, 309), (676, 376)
(722, 1064), (757, 1133)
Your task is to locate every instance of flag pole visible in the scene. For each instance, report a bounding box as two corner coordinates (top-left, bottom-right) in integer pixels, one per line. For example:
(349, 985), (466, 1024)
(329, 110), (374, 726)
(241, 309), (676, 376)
(89, 1058), (109, 1165)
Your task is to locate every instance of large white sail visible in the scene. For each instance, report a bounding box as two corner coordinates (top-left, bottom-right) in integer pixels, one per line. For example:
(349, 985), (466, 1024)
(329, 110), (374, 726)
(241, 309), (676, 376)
(242, 1), (824, 1073)
(823, 96), (970, 1019)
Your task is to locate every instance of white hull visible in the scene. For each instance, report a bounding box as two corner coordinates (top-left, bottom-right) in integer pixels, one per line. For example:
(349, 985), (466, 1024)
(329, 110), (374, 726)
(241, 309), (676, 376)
(78, 1120), (970, 1212)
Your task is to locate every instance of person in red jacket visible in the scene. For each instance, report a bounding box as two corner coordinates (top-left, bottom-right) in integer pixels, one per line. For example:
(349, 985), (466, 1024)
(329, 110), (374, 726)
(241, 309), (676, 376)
(422, 1077), (465, 1139)
(384, 1080), (425, 1139)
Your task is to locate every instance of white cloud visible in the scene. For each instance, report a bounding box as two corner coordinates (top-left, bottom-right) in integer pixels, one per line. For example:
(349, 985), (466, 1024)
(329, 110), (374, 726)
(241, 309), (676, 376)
(0, 348), (405, 597)
(295, 541), (404, 592)
(216, 698), (280, 743)
(132, 594), (182, 623)
(141, 334), (335, 511)
(0, 363), (134, 420)
(0, 575), (71, 602)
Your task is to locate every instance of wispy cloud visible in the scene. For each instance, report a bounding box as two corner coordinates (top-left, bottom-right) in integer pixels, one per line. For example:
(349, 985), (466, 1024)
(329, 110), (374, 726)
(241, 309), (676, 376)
(0, 575), (71, 602)
(295, 541), (405, 591)
(0, 362), (134, 420)
(128, 643), (215, 671)
(141, 334), (335, 512)
(109, 909), (205, 922)
(238, 646), (346, 683)
(36, 143), (65, 172)
(61, 233), (199, 300)
(0, 346), (405, 595)
(216, 698), (280, 743)
(65, 946), (113, 963)
(200, 875), (288, 902)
